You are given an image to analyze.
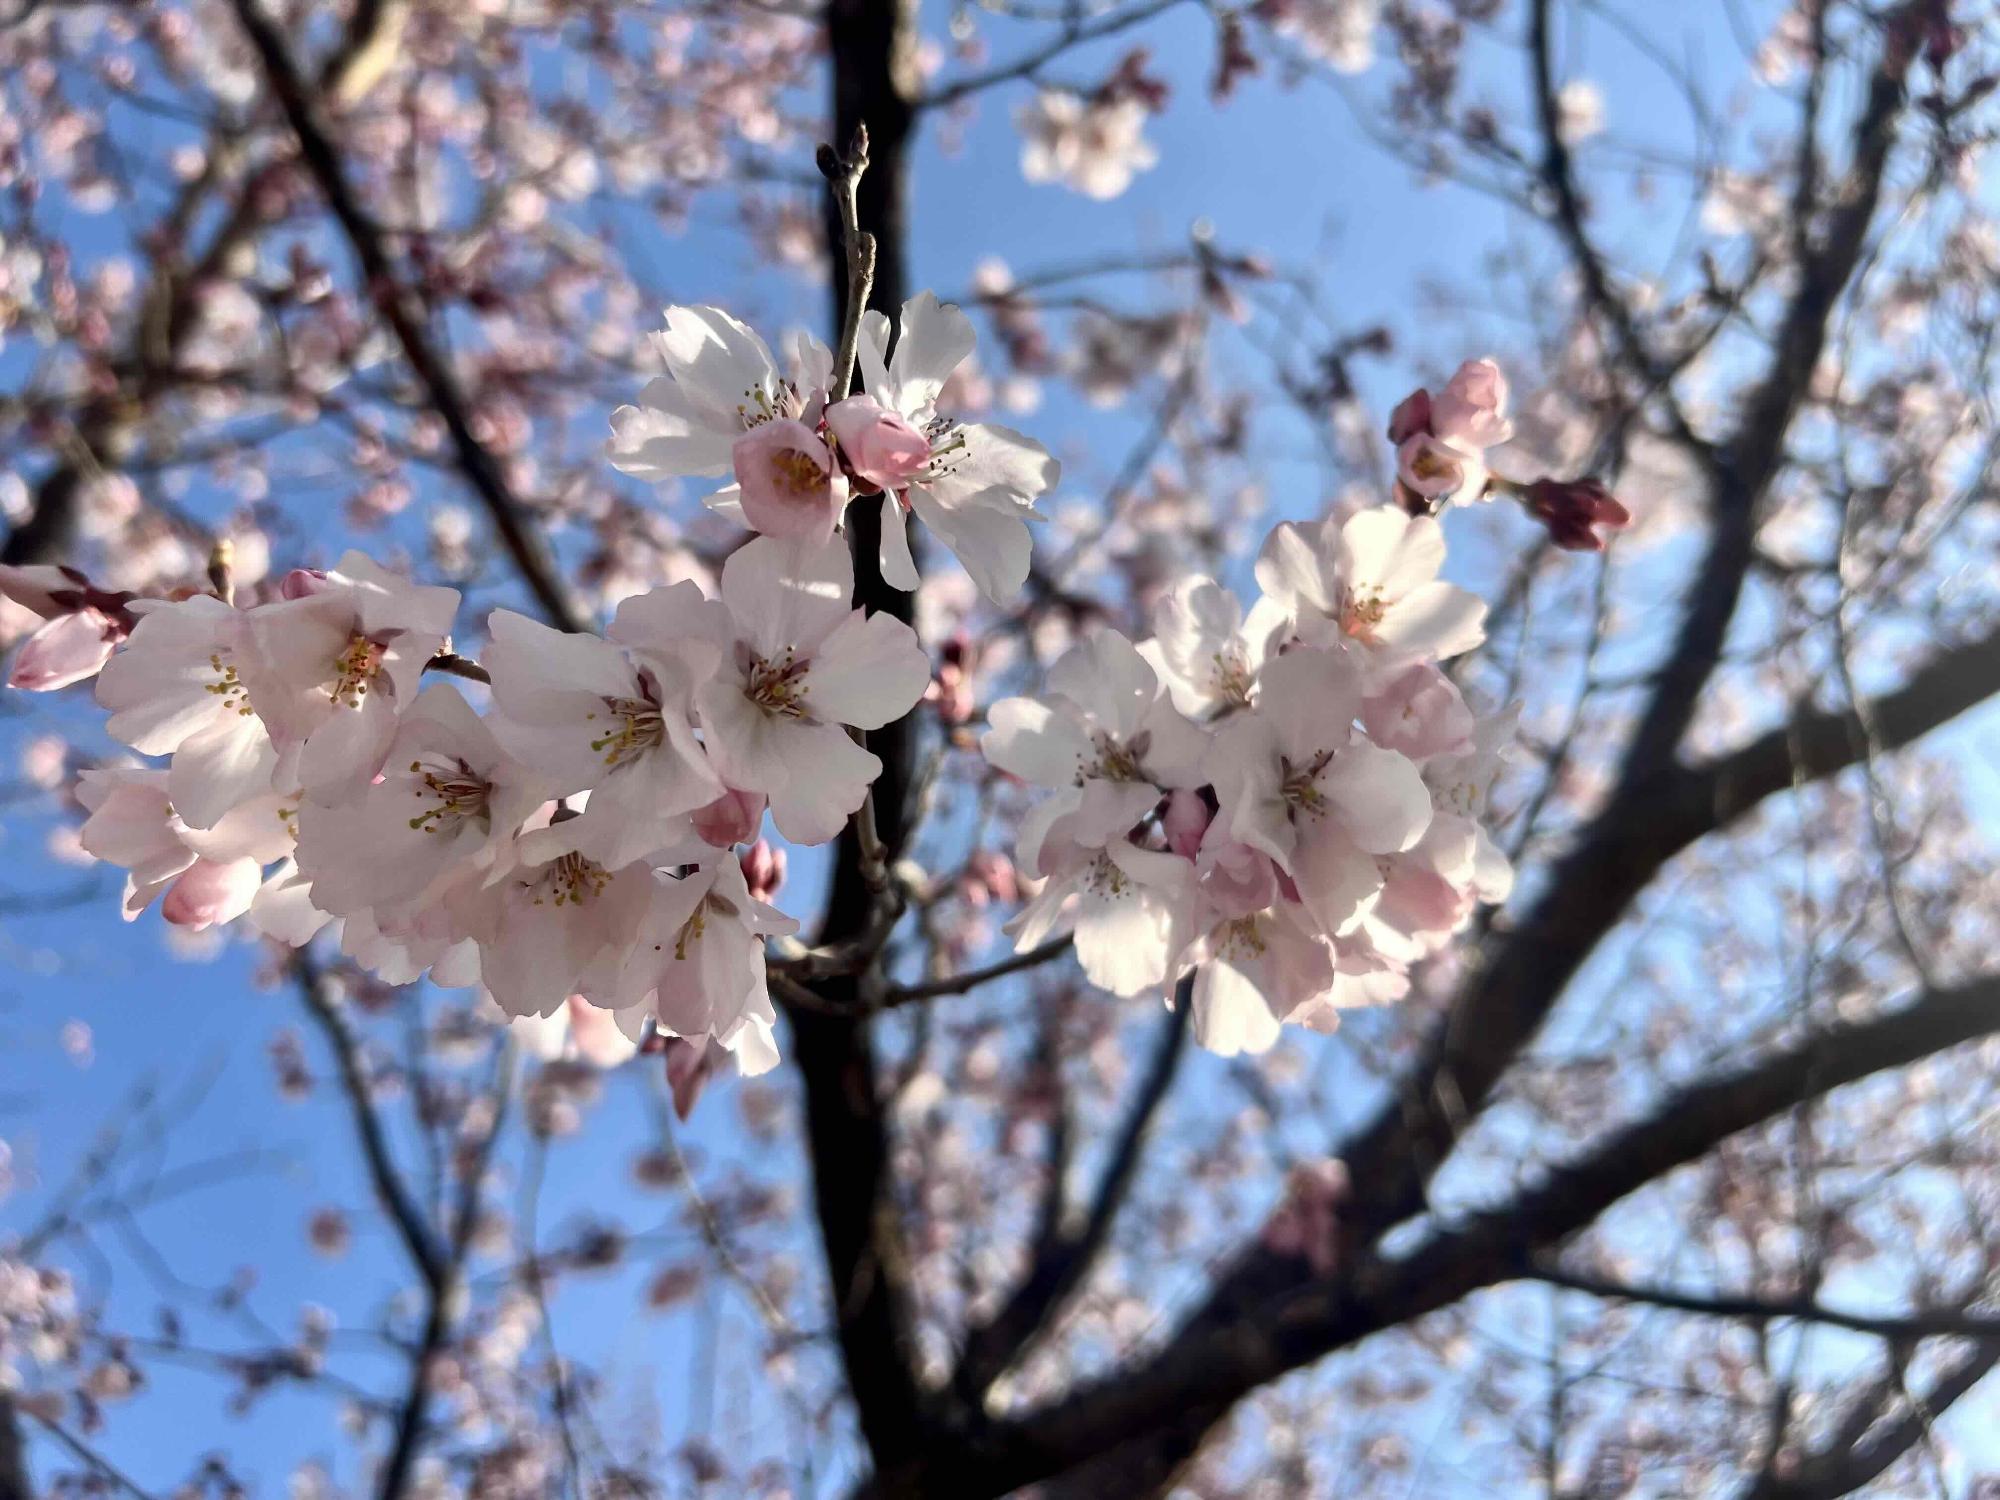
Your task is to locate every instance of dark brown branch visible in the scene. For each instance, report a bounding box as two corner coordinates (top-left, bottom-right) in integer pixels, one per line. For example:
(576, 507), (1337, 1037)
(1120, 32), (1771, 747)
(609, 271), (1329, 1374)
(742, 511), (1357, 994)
(228, 0), (587, 634)
(1332, 8), (1924, 1244)
(296, 958), (446, 1295)
(783, 0), (935, 1474)
(953, 984), (1192, 1401)
(868, 974), (2000, 1499)
(1739, 1347), (2000, 1499)
(917, 0), (1188, 111)
(884, 935), (1075, 1007)
(1528, 1265), (2000, 1345)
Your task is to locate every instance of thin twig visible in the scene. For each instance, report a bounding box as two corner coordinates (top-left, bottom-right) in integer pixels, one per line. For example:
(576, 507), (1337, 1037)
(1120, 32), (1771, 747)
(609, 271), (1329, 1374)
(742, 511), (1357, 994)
(228, 0), (587, 633)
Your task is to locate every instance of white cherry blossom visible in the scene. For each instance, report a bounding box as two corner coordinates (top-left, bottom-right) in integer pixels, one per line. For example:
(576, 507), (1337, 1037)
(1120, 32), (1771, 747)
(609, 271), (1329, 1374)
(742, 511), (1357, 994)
(1257, 508), (1486, 664)
(484, 582), (723, 868)
(464, 816), (655, 1020)
(1016, 90), (1158, 201)
(235, 553), (459, 806)
(77, 767), (293, 930)
(292, 682), (546, 919)
(1205, 646), (1432, 934)
(1140, 574), (1289, 720)
(94, 593), (276, 830)
(695, 536), (930, 845)
(1009, 789), (1195, 998)
(852, 292), (1061, 603)
(982, 629), (1207, 846)
(610, 856), (796, 1064)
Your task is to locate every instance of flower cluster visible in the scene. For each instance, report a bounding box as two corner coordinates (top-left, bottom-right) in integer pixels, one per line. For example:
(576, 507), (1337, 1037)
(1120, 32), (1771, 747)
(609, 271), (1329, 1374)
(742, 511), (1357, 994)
(36, 529), (930, 1078)
(610, 292), (1060, 603)
(1386, 357), (1632, 552)
(15, 283), (1551, 1080)
(981, 503), (1513, 1055)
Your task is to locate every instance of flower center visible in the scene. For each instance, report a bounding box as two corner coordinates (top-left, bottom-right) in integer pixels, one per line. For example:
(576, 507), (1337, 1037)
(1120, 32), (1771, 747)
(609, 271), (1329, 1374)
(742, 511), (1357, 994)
(1209, 648), (1254, 708)
(588, 696), (665, 767)
(1214, 915), (1269, 962)
(735, 383), (804, 430)
(920, 416), (962, 479)
(204, 651), (253, 717)
(744, 649), (810, 718)
(528, 852), (611, 908)
(1078, 728), (1151, 786)
(328, 634), (388, 707)
(1339, 589), (1388, 642)
(407, 755), (492, 835)
(1279, 749), (1336, 817)
(772, 449), (825, 495)
(1082, 852), (1130, 898)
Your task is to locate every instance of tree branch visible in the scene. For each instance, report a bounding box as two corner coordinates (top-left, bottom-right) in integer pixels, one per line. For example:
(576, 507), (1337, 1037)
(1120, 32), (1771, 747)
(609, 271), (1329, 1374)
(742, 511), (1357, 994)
(953, 984), (1192, 1401)
(876, 974), (2000, 1499)
(1332, 8), (1925, 1242)
(884, 935), (1075, 1007)
(916, 0), (1188, 111)
(783, 0), (936, 1474)
(228, 0), (587, 633)
(1527, 1264), (2000, 1345)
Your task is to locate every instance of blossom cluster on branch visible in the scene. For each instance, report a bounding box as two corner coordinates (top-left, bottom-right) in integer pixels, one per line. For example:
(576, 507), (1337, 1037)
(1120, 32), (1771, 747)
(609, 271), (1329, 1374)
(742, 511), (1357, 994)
(983, 504), (1513, 1053)
(3, 251), (1612, 1081)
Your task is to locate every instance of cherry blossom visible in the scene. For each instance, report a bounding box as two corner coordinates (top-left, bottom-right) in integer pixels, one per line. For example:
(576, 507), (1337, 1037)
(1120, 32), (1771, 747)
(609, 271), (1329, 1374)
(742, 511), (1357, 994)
(1016, 90), (1159, 200)
(1140, 574), (1288, 719)
(1010, 792), (1196, 998)
(235, 553), (459, 806)
(94, 593), (276, 831)
(1205, 645), (1432, 935)
(77, 767), (292, 930)
(694, 536), (930, 844)
(611, 856), (796, 1066)
(1256, 506), (1487, 664)
(607, 305), (835, 527)
(463, 815), (656, 1021)
(291, 682), (546, 921)
(851, 292), (1061, 602)
(484, 583), (722, 868)
(982, 629), (1208, 845)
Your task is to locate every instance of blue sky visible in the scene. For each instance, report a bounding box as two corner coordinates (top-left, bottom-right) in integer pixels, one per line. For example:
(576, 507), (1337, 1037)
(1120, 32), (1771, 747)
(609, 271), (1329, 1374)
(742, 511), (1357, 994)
(5, 2), (1998, 1493)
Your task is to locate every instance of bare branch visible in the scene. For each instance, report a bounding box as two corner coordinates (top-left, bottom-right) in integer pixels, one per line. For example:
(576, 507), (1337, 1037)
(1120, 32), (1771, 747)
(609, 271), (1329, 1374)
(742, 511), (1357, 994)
(1528, 1265), (2000, 1345)
(227, 0), (588, 634)
(884, 935), (1076, 1007)
(953, 984), (1192, 1400)
(917, 0), (1189, 112)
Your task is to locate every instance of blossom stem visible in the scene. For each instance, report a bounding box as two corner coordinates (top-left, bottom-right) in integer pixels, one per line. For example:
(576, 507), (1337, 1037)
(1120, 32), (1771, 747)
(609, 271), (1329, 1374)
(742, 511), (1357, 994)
(423, 650), (491, 685)
(819, 127), (878, 404)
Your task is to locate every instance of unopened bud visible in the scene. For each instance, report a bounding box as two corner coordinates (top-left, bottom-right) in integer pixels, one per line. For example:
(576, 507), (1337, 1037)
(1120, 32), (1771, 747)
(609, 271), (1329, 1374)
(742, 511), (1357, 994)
(1520, 476), (1632, 552)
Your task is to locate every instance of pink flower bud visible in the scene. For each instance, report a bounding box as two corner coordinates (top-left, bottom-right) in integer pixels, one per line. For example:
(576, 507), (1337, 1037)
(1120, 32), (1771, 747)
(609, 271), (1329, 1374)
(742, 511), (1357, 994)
(1362, 664), (1475, 763)
(1430, 357), (1513, 451)
(1162, 788), (1213, 861)
(663, 1036), (719, 1120)
(1385, 388), (1432, 445)
(731, 419), (845, 543)
(739, 838), (785, 902)
(1521, 476), (1631, 552)
(160, 857), (260, 931)
(0, 563), (90, 617)
(278, 567), (331, 599)
(964, 850), (1018, 907)
(691, 787), (767, 848)
(9, 607), (121, 691)
(824, 394), (933, 493)
(1396, 433), (1470, 500)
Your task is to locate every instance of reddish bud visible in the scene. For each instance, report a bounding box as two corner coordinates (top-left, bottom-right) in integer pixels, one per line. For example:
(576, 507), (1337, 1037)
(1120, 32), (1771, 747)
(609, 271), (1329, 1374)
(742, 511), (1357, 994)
(1520, 476), (1632, 552)
(1385, 388), (1432, 445)
(739, 839), (785, 903)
